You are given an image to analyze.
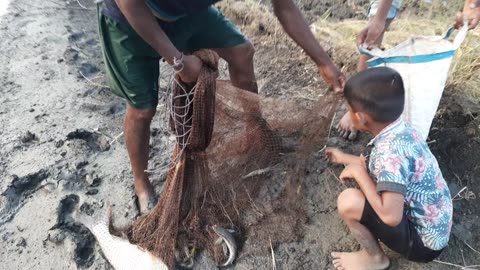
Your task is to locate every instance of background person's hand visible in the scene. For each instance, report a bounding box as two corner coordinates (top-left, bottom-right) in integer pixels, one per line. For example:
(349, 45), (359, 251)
(357, 17), (385, 49)
(454, 0), (480, 29)
(177, 54), (202, 83)
(318, 62), (346, 93)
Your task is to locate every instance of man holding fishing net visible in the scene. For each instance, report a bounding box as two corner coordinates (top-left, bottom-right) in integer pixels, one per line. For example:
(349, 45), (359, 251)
(97, 0), (355, 214)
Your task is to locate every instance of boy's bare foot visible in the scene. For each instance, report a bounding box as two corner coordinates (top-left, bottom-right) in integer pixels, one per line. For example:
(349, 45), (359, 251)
(331, 250), (390, 270)
(134, 178), (157, 215)
(337, 112), (358, 141)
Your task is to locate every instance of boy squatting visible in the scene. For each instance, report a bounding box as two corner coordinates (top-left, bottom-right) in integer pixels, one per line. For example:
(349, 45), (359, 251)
(326, 67), (452, 270)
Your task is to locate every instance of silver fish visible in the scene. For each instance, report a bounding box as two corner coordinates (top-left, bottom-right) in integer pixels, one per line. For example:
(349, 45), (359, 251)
(213, 225), (237, 267)
(75, 205), (168, 270)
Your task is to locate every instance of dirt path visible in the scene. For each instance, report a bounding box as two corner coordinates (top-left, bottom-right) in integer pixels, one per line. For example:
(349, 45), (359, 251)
(0, 0), (478, 269)
(0, 1), (148, 269)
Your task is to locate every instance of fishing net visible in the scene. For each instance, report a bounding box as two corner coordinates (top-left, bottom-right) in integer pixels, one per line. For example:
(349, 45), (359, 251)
(126, 50), (339, 268)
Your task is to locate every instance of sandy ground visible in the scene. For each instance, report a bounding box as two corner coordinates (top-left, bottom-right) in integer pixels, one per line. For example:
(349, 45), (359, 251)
(0, 0), (479, 269)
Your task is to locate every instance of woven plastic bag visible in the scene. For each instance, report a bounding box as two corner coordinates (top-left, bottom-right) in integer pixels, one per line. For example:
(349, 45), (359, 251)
(360, 23), (469, 140)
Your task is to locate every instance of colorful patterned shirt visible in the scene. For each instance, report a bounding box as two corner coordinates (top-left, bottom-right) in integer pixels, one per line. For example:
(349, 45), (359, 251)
(367, 118), (452, 250)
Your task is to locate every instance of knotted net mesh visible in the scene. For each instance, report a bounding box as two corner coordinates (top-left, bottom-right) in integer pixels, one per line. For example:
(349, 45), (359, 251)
(126, 50), (339, 268)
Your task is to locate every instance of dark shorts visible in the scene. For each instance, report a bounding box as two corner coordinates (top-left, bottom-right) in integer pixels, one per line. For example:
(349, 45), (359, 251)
(97, 5), (247, 109)
(360, 201), (443, 262)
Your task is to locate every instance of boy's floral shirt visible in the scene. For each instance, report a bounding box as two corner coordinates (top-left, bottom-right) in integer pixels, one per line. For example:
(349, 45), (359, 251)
(367, 118), (452, 250)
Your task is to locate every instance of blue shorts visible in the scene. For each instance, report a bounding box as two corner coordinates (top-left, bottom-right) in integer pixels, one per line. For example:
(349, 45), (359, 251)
(368, 0), (402, 19)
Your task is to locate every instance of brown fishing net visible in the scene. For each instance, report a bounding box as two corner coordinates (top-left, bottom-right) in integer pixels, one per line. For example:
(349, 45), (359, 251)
(126, 50), (339, 268)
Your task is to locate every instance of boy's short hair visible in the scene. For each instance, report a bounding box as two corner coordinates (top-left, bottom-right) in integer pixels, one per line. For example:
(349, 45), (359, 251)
(344, 67), (405, 123)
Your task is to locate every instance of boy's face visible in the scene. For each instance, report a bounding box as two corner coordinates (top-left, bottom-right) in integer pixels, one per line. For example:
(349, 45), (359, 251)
(347, 103), (369, 132)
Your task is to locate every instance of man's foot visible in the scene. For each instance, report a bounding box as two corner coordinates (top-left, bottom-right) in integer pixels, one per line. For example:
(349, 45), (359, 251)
(331, 250), (390, 270)
(337, 112), (358, 141)
(135, 193), (158, 215)
(134, 178), (157, 215)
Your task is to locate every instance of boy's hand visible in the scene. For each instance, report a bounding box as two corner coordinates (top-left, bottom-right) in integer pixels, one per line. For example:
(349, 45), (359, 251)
(454, 0), (480, 30)
(339, 164), (366, 183)
(318, 63), (346, 93)
(177, 55), (202, 83)
(357, 17), (385, 49)
(325, 147), (346, 164)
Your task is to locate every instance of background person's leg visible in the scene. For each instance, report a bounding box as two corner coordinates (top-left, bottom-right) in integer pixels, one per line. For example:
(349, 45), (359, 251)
(338, 18), (394, 140)
(357, 18), (393, 72)
(332, 188), (390, 270)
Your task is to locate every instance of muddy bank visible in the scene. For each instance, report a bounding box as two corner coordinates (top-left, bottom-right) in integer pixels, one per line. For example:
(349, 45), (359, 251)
(0, 0), (141, 268)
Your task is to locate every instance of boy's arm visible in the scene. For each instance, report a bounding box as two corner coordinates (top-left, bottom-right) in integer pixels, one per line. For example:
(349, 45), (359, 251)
(325, 148), (363, 166)
(340, 164), (404, 226)
(271, 0), (346, 93)
(115, 0), (201, 82)
(357, 0), (394, 48)
(340, 153), (363, 166)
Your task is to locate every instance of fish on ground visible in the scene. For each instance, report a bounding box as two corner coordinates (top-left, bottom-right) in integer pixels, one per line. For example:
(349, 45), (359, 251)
(75, 205), (168, 270)
(213, 225), (238, 267)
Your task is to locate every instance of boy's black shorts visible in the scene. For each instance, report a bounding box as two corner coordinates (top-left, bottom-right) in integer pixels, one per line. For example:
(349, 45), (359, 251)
(360, 201), (444, 262)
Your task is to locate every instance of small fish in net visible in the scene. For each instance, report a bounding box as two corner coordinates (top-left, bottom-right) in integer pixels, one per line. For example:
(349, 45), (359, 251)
(126, 50), (340, 268)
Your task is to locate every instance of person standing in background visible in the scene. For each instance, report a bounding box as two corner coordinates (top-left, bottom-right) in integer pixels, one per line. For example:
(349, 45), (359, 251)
(337, 0), (480, 141)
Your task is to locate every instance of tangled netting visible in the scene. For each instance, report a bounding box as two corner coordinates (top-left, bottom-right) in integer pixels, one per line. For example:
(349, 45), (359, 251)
(126, 50), (340, 268)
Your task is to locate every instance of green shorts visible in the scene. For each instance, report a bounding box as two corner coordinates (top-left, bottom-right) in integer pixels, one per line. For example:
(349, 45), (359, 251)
(98, 6), (247, 109)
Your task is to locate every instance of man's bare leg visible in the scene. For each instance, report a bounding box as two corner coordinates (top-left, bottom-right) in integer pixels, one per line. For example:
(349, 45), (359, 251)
(214, 41), (257, 93)
(214, 42), (281, 157)
(337, 19), (393, 140)
(124, 105), (156, 213)
(332, 188), (390, 270)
